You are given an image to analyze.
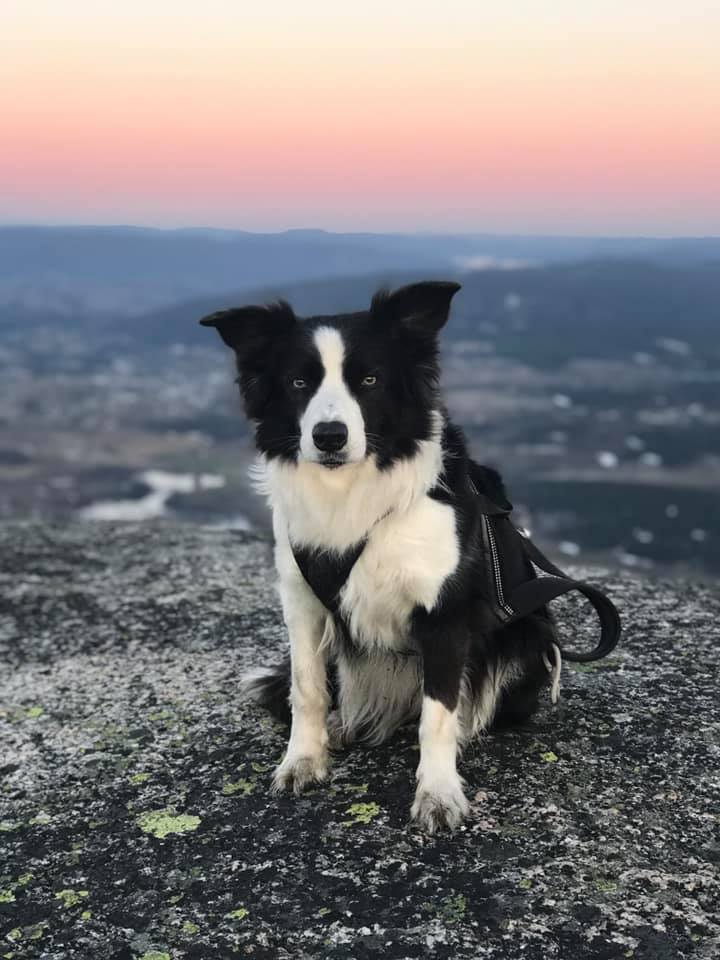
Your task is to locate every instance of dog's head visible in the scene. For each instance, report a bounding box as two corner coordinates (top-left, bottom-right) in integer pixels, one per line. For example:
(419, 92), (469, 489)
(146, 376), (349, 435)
(200, 280), (460, 470)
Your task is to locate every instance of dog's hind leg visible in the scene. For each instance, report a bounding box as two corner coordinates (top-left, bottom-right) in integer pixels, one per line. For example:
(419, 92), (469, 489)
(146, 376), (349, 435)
(491, 655), (552, 728)
(463, 611), (558, 735)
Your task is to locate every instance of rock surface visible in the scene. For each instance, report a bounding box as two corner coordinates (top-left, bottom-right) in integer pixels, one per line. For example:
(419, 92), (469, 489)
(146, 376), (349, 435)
(1, 521), (718, 960)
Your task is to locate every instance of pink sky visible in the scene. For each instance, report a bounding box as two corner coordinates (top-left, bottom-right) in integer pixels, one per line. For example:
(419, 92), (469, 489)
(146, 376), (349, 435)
(2, 2), (719, 234)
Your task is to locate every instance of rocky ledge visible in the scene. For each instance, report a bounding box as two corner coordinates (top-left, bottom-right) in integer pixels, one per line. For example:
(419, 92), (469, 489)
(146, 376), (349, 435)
(0, 522), (718, 960)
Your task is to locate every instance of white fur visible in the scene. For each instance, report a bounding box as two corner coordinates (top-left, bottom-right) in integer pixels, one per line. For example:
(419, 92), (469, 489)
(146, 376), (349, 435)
(336, 652), (422, 745)
(338, 495), (459, 654)
(411, 698), (469, 831)
(255, 409), (446, 552)
(257, 333), (465, 802)
(271, 516), (331, 792)
(261, 405), (458, 744)
(299, 327), (367, 464)
(460, 656), (525, 739)
(542, 642), (563, 704)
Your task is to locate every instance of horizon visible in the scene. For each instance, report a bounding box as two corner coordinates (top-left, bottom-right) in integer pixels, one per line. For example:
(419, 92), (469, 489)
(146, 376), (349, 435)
(2, 221), (720, 242)
(3, 2), (719, 235)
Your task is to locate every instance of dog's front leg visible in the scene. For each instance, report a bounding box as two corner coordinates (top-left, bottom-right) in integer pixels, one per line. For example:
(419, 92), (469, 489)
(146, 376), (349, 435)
(271, 575), (330, 794)
(410, 609), (470, 831)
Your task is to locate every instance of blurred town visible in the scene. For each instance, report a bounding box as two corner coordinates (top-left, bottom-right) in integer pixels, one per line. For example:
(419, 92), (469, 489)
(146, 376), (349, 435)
(1, 227), (718, 578)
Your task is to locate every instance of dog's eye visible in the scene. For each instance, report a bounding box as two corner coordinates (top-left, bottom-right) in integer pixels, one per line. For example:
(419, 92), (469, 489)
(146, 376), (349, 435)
(291, 378), (307, 390)
(361, 375), (377, 387)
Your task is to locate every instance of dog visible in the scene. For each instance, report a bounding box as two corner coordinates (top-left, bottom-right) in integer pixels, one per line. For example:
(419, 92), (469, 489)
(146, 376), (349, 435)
(200, 281), (559, 831)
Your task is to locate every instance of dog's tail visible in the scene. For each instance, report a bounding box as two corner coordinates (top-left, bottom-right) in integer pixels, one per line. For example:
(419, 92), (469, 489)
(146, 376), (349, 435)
(241, 657), (291, 725)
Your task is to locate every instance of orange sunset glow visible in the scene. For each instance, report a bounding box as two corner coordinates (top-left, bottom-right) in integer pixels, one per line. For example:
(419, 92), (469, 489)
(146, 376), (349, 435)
(2, 1), (719, 233)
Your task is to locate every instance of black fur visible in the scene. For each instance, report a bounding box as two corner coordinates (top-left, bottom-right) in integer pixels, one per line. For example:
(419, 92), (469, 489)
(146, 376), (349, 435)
(200, 282), (459, 470)
(239, 412), (556, 734)
(202, 280), (556, 738)
(418, 419), (555, 720)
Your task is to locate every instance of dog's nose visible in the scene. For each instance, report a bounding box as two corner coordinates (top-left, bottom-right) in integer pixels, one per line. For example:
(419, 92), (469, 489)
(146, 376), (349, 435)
(312, 420), (348, 453)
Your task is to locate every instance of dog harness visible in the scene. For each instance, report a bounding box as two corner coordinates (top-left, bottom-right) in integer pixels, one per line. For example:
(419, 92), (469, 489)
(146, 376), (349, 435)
(470, 491), (621, 663)
(290, 489), (621, 666)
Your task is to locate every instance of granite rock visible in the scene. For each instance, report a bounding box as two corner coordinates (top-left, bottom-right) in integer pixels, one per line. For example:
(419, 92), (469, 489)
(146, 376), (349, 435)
(0, 522), (718, 959)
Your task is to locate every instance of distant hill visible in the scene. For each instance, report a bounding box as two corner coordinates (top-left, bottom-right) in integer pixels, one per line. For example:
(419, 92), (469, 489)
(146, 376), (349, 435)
(1, 225), (719, 314)
(121, 260), (720, 368)
(453, 260), (720, 366)
(2, 257), (718, 373)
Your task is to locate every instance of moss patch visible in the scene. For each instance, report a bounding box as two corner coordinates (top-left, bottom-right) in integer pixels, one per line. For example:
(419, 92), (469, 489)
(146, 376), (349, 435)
(250, 761), (272, 773)
(225, 906), (248, 920)
(222, 778), (255, 796)
(29, 811), (51, 825)
(594, 878), (619, 893)
(55, 889), (89, 908)
(342, 802), (381, 825)
(136, 809), (201, 839)
(128, 772), (151, 785)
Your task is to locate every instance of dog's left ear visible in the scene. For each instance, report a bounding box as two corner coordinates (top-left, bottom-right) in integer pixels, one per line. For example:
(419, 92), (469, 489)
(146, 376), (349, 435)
(371, 281), (461, 336)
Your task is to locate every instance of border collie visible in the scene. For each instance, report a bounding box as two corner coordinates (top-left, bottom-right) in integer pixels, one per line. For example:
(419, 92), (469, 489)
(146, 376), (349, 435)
(200, 281), (559, 831)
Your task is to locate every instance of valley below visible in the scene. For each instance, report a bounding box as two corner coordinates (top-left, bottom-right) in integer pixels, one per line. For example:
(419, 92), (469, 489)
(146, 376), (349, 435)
(1, 252), (718, 579)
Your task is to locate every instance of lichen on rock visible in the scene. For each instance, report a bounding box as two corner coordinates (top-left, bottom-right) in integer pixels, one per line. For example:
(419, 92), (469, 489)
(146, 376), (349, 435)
(136, 810), (201, 839)
(0, 521), (718, 959)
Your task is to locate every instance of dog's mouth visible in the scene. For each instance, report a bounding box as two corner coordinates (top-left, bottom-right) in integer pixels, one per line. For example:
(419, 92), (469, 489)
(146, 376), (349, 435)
(318, 456), (347, 469)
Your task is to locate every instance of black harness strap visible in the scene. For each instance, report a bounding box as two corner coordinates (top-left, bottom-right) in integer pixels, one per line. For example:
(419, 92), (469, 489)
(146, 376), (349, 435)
(509, 575), (621, 662)
(291, 539), (366, 615)
(512, 533), (621, 662)
(290, 494), (621, 665)
(291, 536), (421, 659)
(479, 511), (621, 662)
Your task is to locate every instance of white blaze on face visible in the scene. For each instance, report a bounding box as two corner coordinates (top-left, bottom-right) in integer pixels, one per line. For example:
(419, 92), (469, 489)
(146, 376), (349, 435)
(299, 327), (367, 463)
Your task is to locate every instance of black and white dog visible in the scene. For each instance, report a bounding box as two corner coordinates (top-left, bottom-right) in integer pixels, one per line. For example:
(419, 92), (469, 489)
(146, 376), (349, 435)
(201, 281), (559, 831)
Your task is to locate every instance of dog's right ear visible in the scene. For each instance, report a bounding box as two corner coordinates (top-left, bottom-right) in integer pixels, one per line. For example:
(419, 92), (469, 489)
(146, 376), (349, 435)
(199, 301), (296, 353)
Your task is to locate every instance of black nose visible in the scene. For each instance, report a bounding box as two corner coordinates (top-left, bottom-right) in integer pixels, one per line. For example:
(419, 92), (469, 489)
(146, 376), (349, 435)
(312, 420), (348, 453)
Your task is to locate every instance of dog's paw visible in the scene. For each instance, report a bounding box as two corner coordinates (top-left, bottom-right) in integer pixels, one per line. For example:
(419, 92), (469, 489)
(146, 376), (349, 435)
(411, 778), (469, 833)
(271, 751), (329, 795)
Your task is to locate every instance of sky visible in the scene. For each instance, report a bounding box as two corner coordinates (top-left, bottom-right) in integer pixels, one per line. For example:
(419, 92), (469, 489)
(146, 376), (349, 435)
(2, 1), (719, 235)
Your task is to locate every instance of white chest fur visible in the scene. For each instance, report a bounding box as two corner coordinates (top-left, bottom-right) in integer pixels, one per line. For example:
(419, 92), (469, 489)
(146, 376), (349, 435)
(256, 414), (459, 652)
(338, 496), (459, 652)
